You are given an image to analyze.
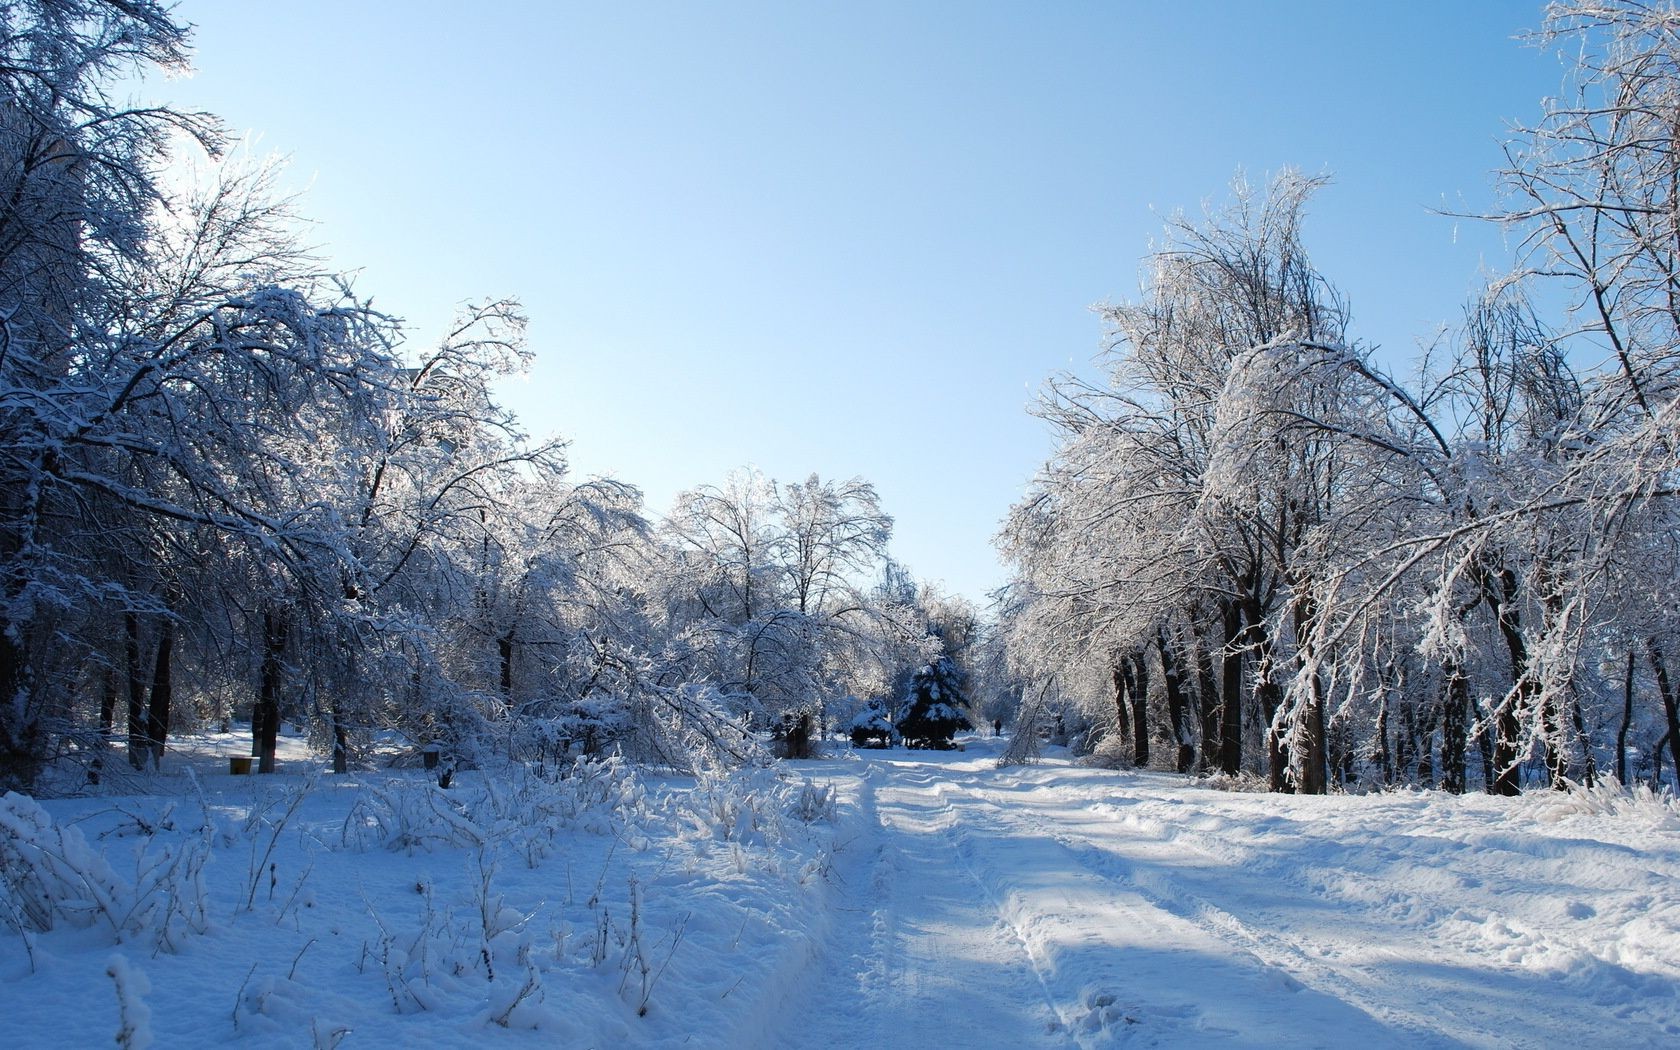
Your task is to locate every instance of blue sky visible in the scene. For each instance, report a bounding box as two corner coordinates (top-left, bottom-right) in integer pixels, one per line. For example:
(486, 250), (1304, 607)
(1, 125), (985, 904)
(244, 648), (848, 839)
(159, 1), (1563, 604)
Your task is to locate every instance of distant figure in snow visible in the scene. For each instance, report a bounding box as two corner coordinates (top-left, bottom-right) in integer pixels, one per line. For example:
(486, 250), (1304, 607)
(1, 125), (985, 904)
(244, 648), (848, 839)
(993, 718), (1002, 737)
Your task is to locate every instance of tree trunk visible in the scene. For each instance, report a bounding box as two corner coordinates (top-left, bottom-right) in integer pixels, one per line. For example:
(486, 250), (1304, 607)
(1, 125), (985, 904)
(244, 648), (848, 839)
(1219, 600), (1243, 775)
(1374, 686), (1393, 785)
(1397, 700), (1417, 785)
(1618, 649), (1635, 785)
(1299, 672), (1327, 795)
(1441, 660), (1469, 794)
(99, 666), (116, 735)
(1111, 664), (1131, 758)
(331, 706), (351, 774)
(255, 607), (286, 774)
(1127, 651), (1151, 768)
(1416, 705), (1435, 787)
(1474, 696), (1496, 792)
(1647, 640), (1680, 788)
(1246, 616), (1286, 792)
(1190, 617), (1221, 774)
(785, 712), (813, 760)
(1484, 566), (1529, 796)
(1289, 594), (1327, 795)
(1541, 689), (1566, 790)
(498, 629), (514, 698)
(145, 612), (174, 769)
(125, 611), (147, 771)
(1569, 693), (1596, 788)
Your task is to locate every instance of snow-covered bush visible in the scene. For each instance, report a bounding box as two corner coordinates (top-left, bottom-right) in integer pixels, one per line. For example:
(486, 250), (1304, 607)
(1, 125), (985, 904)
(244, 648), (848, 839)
(342, 755), (647, 860)
(106, 954), (152, 1050)
(683, 768), (797, 846)
(342, 782), (490, 854)
(481, 755), (649, 863)
(1529, 776), (1680, 824)
(789, 778), (838, 824)
(848, 704), (894, 749)
(0, 792), (210, 956)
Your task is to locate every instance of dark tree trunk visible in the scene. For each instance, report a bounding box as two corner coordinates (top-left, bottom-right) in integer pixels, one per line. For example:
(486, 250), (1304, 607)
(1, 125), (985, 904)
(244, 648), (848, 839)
(1191, 621), (1221, 774)
(1288, 594), (1327, 795)
(0, 625), (23, 750)
(331, 707), (351, 774)
(1542, 689), (1566, 790)
(785, 712), (813, 760)
(98, 666), (116, 735)
(146, 613), (174, 769)
(1441, 661), (1469, 795)
(1219, 600), (1243, 775)
(1416, 702), (1435, 787)
(1126, 651), (1150, 768)
(1474, 696), (1496, 792)
(255, 608), (286, 774)
(125, 611), (146, 770)
(1647, 641), (1680, 787)
(1569, 693), (1596, 788)
(1246, 614), (1286, 793)
(1111, 664), (1131, 757)
(1374, 663), (1394, 785)
(1618, 649), (1635, 785)
(1397, 699), (1416, 784)
(1484, 566), (1529, 796)
(1155, 632), (1194, 772)
(1299, 672), (1327, 795)
(498, 629), (514, 698)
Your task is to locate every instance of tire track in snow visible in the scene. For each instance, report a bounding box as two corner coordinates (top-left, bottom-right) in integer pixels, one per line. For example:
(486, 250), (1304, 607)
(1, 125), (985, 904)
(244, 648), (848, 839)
(968, 774), (1680, 1047)
(885, 765), (1415, 1045)
(774, 760), (1074, 1049)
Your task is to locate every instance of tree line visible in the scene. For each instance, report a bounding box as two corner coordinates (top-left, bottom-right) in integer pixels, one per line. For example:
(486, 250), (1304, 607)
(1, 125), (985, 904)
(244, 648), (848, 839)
(0, 0), (972, 792)
(1000, 1), (1680, 795)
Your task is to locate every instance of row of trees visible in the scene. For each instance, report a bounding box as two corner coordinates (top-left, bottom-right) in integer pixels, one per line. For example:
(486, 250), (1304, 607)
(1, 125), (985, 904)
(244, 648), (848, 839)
(0, 1), (958, 792)
(1000, 1), (1680, 795)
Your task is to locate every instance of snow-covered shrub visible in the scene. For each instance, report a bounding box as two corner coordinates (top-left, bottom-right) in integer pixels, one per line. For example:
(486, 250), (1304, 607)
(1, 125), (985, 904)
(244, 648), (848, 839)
(683, 767), (797, 846)
(1200, 770), (1271, 793)
(0, 792), (210, 955)
(355, 852), (557, 1029)
(241, 778), (312, 912)
(848, 703), (894, 749)
(543, 753), (647, 832)
(343, 755), (647, 861)
(1529, 776), (1680, 823)
(342, 781), (489, 854)
(482, 754), (648, 862)
(106, 954), (152, 1050)
(620, 683), (766, 773)
(1083, 731), (1135, 770)
(789, 778), (837, 824)
(362, 882), (454, 1014)
(614, 875), (688, 1018)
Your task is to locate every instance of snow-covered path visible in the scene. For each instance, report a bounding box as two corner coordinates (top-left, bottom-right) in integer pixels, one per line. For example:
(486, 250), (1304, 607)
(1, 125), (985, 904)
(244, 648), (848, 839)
(6, 734), (1678, 1048)
(775, 738), (1680, 1049)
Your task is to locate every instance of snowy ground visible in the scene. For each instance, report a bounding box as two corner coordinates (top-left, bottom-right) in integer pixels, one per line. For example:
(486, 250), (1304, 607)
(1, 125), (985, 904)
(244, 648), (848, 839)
(3, 733), (1678, 1048)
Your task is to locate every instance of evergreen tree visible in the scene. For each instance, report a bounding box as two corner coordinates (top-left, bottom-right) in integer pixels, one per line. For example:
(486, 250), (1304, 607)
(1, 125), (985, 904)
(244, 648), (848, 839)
(896, 656), (972, 749)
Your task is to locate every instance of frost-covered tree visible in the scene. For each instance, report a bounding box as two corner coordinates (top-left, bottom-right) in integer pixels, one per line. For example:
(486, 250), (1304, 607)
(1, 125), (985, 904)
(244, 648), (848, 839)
(660, 469), (896, 758)
(1003, 170), (1349, 789)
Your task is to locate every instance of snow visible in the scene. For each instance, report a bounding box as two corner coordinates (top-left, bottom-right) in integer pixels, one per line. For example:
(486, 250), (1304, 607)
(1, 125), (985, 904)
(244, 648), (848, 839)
(4, 732), (1678, 1047)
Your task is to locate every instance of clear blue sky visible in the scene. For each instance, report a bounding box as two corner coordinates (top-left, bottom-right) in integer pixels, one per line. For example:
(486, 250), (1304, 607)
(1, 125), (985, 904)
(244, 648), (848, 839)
(158, 1), (1562, 605)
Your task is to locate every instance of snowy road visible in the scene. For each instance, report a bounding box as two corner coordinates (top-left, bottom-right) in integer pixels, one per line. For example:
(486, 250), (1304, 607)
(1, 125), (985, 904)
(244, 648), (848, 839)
(773, 738), (1680, 1049)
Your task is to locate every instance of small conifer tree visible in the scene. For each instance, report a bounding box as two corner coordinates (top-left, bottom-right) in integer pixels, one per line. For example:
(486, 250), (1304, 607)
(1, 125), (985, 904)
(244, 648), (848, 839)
(896, 657), (972, 749)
